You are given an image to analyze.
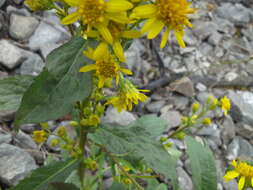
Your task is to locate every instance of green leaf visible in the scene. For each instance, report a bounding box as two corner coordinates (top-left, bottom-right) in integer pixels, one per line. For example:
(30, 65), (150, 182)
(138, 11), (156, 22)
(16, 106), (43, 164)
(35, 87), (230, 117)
(10, 159), (79, 190)
(90, 119), (179, 189)
(109, 182), (127, 190)
(0, 75), (34, 112)
(156, 184), (167, 190)
(185, 137), (217, 190)
(48, 182), (79, 190)
(14, 37), (92, 125)
(127, 115), (168, 138)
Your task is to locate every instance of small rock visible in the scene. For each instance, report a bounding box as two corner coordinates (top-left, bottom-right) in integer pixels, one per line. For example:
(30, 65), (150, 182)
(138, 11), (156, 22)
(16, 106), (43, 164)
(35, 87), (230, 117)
(224, 72), (238, 81)
(146, 100), (166, 113)
(28, 22), (65, 52)
(9, 14), (39, 40)
(0, 0), (6, 8)
(0, 133), (12, 144)
(170, 77), (195, 97)
(102, 107), (136, 126)
(221, 116), (236, 145)
(177, 167), (193, 190)
(19, 124), (37, 133)
(160, 110), (182, 128)
(170, 95), (190, 110)
(0, 111), (15, 122)
(0, 40), (25, 69)
(6, 5), (30, 16)
(193, 21), (218, 40)
(0, 143), (37, 186)
(208, 31), (223, 46)
(19, 52), (45, 75)
(223, 180), (238, 190)
(235, 122), (253, 140)
(216, 3), (251, 26)
(228, 91), (253, 124)
(13, 131), (37, 150)
(12, 0), (23, 4)
(196, 83), (207, 92)
(226, 136), (253, 160)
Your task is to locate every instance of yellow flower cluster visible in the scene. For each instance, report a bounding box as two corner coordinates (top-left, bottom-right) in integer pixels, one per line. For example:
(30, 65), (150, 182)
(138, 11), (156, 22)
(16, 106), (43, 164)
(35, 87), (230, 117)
(25, 0), (196, 113)
(224, 160), (253, 190)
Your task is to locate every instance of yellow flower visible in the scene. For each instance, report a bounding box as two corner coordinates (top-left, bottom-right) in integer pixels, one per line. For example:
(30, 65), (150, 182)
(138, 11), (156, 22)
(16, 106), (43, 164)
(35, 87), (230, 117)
(84, 22), (141, 62)
(107, 79), (149, 112)
(57, 126), (67, 137)
(192, 102), (200, 113)
(131, 0), (196, 48)
(220, 96), (231, 116)
(80, 45), (132, 88)
(224, 160), (253, 190)
(80, 114), (101, 126)
(202, 118), (212, 125)
(32, 130), (47, 143)
(50, 139), (60, 147)
(25, 0), (53, 11)
(61, 0), (133, 44)
(207, 96), (218, 110)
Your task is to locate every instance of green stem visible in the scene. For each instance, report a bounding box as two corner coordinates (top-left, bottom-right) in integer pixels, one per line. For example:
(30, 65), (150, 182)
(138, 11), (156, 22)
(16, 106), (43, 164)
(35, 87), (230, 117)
(79, 126), (87, 189)
(94, 143), (144, 190)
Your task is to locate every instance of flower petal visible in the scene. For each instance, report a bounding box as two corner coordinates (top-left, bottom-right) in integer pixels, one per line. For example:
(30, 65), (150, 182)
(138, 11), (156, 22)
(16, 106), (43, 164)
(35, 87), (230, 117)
(131, 4), (157, 19)
(238, 176), (245, 190)
(96, 24), (113, 44)
(251, 177), (253, 187)
(105, 0), (133, 13)
(120, 68), (133, 75)
(232, 160), (237, 168)
(122, 30), (141, 39)
(141, 18), (156, 33)
(147, 20), (165, 39)
(160, 28), (170, 48)
(79, 64), (97, 72)
(64, 0), (81, 7)
(94, 42), (109, 60)
(223, 171), (239, 181)
(61, 12), (80, 25)
(175, 30), (186, 48)
(113, 40), (125, 62)
(106, 12), (130, 24)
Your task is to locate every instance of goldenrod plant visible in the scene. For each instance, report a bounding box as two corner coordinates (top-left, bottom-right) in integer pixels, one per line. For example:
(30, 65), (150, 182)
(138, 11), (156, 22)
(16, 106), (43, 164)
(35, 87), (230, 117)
(0, 0), (245, 190)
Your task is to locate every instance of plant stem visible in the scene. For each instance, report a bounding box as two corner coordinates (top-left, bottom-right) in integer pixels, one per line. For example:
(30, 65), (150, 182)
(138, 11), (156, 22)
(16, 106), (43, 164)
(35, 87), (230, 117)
(95, 143), (144, 190)
(79, 126), (87, 189)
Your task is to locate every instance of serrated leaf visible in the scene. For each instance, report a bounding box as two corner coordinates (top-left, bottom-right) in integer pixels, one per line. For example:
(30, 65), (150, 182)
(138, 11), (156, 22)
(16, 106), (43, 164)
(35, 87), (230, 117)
(127, 115), (168, 138)
(14, 37), (92, 125)
(10, 159), (79, 190)
(90, 120), (179, 189)
(48, 182), (79, 190)
(0, 75), (34, 112)
(185, 137), (217, 190)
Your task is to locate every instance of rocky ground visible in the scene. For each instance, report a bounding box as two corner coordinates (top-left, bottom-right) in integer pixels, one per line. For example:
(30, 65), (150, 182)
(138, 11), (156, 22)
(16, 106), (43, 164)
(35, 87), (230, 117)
(0, 0), (253, 189)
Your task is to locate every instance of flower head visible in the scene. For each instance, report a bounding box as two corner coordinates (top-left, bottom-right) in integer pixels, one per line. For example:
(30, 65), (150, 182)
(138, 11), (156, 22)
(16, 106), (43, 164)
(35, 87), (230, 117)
(107, 79), (149, 112)
(131, 0), (196, 48)
(62, 0), (133, 44)
(32, 130), (47, 143)
(220, 96), (231, 116)
(80, 45), (132, 88)
(85, 22), (141, 62)
(224, 160), (253, 190)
